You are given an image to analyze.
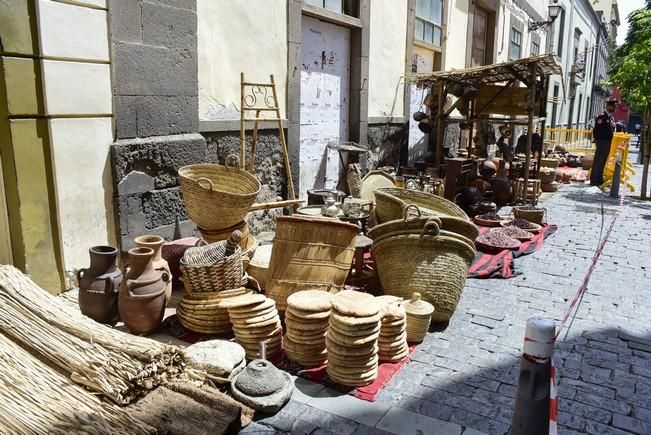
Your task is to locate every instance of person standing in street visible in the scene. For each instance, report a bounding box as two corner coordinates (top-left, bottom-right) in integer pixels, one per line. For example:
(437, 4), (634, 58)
(590, 99), (617, 186)
(635, 123), (642, 137)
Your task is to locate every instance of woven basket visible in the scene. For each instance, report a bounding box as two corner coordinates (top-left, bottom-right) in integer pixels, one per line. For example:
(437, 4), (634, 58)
(372, 221), (475, 322)
(347, 164), (363, 198)
(368, 205), (440, 241)
(178, 155), (261, 230)
(180, 241), (244, 293)
(265, 216), (358, 311)
(374, 188), (468, 223)
(199, 219), (249, 244)
(539, 169), (556, 184)
(437, 216), (480, 240)
(513, 206), (546, 225)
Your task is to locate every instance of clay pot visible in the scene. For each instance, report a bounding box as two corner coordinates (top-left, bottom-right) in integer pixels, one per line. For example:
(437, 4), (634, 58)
(492, 160), (513, 204)
(412, 111), (428, 122)
(418, 117), (435, 133)
(479, 160), (497, 178)
(118, 247), (169, 335)
(134, 235), (172, 305)
(462, 86), (479, 101)
(423, 94), (437, 109)
(78, 246), (122, 325)
(470, 179), (492, 193)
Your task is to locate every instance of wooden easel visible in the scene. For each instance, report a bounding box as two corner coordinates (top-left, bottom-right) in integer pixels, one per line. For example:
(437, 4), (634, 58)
(240, 73), (302, 211)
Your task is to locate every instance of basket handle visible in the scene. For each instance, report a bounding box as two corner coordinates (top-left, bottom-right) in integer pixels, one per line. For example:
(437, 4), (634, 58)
(402, 204), (421, 221)
(225, 154), (240, 169)
(419, 220), (440, 239)
(197, 177), (214, 191)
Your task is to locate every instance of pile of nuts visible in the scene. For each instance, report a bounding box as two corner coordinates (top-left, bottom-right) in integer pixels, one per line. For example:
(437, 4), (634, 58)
(493, 226), (534, 241)
(506, 218), (538, 230)
(475, 231), (521, 250)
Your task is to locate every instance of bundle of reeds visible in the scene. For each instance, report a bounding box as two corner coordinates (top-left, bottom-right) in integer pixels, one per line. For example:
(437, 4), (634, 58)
(0, 332), (155, 434)
(0, 265), (184, 404)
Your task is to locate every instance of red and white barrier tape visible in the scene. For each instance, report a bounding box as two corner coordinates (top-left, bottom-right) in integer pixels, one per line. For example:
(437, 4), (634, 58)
(549, 184), (627, 435)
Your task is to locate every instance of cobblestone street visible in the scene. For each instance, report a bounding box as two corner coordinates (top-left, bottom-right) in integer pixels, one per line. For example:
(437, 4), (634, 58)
(244, 146), (651, 435)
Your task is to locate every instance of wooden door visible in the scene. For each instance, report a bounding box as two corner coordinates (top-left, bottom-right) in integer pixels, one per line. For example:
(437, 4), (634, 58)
(299, 15), (351, 196)
(472, 8), (488, 67)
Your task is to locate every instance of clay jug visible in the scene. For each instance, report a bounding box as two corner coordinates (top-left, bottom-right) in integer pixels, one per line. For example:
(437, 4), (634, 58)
(492, 159), (513, 204)
(134, 235), (172, 305)
(118, 247), (169, 335)
(78, 246), (122, 325)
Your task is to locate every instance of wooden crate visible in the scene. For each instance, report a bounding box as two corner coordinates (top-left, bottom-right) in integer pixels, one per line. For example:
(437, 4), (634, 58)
(514, 178), (541, 205)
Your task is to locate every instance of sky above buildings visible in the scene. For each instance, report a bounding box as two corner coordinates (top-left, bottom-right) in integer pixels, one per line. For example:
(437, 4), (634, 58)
(616, 0), (646, 45)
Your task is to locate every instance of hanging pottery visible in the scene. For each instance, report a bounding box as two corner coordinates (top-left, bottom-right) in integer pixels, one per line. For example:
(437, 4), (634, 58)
(118, 247), (169, 335)
(134, 235), (172, 305)
(78, 246), (122, 325)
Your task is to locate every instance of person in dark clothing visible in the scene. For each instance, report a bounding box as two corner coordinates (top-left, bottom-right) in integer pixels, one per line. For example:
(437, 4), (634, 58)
(515, 130), (542, 156)
(615, 121), (626, 132)
(590, 99), (617, 186)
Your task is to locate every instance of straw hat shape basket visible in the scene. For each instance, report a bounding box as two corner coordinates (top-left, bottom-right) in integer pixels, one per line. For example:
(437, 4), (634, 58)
(180, 234), (245, 293)
(265, 216), (358, 312)
(374, 188), (468, 223)
(371, 221), (475, 322)
(178, 155), (261, 230)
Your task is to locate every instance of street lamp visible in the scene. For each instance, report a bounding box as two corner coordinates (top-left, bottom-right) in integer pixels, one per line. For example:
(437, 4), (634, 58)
(528, 2), (562, 32)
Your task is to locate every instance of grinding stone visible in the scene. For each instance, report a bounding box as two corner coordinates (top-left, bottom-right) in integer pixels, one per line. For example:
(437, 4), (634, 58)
(231, 359), (294, 413)
(331, 290), (379, 317)
(286, 290), (333, 312)
(184, 340), (245, 378)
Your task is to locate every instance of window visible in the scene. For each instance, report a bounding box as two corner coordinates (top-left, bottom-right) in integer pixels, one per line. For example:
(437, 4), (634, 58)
(415, 0), (443, 46)
(573, 28), (581, 63)
(556, 9), (566, 57)
(304, 0), (358, 16)
(551, 84), (559, 127)
(510, 27), (522, 59)
(532, 40), (540, 56)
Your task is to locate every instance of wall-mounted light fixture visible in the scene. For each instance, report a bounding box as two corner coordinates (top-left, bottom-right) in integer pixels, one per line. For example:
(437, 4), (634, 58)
(529, 1), (562, 32)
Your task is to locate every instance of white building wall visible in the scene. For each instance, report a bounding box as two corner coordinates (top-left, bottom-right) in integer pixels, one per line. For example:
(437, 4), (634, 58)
(36, 0), (115, 274)
(368, 0), (408, 119)
(197, 0), (288, 121)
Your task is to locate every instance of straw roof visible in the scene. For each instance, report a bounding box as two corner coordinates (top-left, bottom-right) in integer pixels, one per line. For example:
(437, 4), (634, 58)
(405, 54), (562, 87)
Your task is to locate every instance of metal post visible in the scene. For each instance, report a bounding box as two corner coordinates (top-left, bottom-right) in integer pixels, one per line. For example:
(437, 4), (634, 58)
(510, 317), (555, 435)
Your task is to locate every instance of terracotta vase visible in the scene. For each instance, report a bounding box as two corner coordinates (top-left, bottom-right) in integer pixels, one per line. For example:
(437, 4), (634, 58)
(118, 247), (169, 335)
(492, 159), (513, 204)
(134, 235), (172, 304)
(78, 246), (122, 325)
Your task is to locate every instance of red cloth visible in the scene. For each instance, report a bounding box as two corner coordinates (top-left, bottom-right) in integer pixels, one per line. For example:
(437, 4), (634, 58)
(468, 224), (558, 279)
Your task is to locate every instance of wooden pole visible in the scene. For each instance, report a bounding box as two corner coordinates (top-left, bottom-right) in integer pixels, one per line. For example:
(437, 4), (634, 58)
(435, 80), (445, 172)
(240, 72), (246, 170)
(249, 110), (260, 173)
(270, 74), (296, 199)
(537, 77), (549, 177)
(523, 63), (537, 204)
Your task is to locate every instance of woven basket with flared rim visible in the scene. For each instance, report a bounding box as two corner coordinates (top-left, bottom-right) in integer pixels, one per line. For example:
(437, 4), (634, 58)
(178, 155), (261, 230)
(437, 216), (480, 240)
(368, 205), (441, 241)
(265, 216), (358, 312)
(512, 206), (546, 225)
(372, 221), (475, 323)
(180, 240), (244, 293)
(374, 188), (468, 223)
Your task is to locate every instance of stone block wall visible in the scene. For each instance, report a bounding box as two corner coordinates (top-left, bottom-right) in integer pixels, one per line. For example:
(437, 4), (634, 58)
(110, 0), (206, 252)
(366, 123), (406, 170)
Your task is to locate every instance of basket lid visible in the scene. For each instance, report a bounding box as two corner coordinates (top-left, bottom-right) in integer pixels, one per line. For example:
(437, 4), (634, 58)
(404, 293), (434, 316)
(287, 289), (333, 313)
(331, 290), (379, 317)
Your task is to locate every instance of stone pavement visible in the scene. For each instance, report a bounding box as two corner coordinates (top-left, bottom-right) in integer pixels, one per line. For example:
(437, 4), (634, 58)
(242, 147), (651, 435)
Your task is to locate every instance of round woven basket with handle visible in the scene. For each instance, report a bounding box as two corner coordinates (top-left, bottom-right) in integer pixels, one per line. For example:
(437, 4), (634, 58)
(374, 188), (468, 223)
(179, 155), (261, 230)
(372, 221), (475, 322)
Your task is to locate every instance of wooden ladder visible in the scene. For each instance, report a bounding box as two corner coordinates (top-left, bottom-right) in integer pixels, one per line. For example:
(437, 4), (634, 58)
(240, 73), (301, 210)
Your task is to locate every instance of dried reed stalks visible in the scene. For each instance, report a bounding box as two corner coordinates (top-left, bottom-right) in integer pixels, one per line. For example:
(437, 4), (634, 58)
(0, 266), (184, 404)
(0, 333), (155, 434)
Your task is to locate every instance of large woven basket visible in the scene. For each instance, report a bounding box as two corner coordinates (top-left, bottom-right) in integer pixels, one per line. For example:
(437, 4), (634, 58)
(179, 155), (261, 230)
(513, 206), (546, 225)
(265, 216), (358, 311)
(180, 240), (244, 293)
(372, 221), (475, 322)
(374, 188), (468, 223)
(368, 205), (440, 242)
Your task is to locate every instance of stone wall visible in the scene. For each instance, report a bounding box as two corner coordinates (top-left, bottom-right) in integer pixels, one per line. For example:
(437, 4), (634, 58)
(366, 123), (406, 170)
(109, 0), (206, 251)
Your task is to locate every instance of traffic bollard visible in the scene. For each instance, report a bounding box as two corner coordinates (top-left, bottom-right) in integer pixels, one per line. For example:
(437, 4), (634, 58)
(610, 155), (622, 198)
(510, 317), (555, 435)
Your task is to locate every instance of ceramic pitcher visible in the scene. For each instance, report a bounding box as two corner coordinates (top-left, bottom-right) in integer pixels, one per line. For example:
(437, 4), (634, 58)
(78, 246), (122, 325)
